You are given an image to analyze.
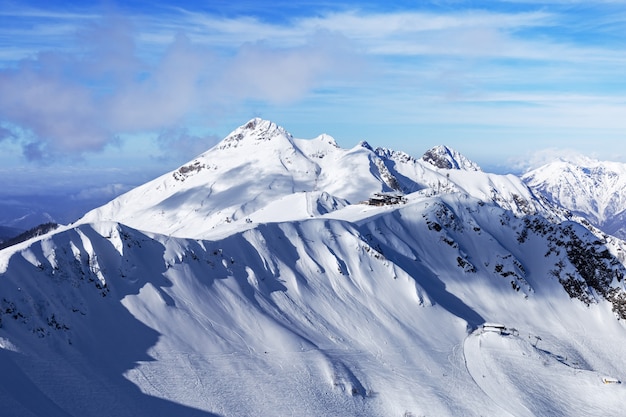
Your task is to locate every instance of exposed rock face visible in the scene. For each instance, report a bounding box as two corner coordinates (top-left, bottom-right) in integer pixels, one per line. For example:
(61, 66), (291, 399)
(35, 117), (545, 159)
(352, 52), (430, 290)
(421, 145), (482, 171)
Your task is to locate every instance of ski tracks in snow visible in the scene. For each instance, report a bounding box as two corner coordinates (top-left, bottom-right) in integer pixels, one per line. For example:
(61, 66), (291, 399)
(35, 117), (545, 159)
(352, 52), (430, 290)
(463, 330), (532, 417)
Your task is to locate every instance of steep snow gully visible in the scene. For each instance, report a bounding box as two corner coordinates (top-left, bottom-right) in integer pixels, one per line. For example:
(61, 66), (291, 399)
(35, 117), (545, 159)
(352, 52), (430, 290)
(1, 119), (625, 416)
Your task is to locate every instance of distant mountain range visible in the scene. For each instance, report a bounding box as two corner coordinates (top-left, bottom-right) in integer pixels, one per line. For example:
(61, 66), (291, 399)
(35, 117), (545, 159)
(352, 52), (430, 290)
(523, 156), (626, 240)
(1, 119), (625, 417)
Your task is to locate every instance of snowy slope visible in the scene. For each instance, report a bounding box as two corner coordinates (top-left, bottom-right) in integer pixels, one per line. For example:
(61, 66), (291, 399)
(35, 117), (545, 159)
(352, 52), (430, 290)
(1, 120), (626, 417)
(523, 156), (626, 239)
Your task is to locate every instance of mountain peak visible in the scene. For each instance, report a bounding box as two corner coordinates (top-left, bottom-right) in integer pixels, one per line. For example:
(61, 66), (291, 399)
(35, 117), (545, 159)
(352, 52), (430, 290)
(421, 145), (481, 171)
(217, 118), (292, 150)
(242, 117), (277, 132)
(314, 133), (339, 148)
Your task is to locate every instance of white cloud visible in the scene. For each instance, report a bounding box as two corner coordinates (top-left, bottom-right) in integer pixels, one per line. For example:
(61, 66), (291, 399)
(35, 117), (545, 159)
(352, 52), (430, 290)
(155, 127), (220, 161)
(0, 4), (624, 167)
(0, 64), (108, 155)
(141, 9), (563, 60)
(0, 11), (362, 160)
(142, 8), (626, 63)
(215, 31), (358, 104)
(104, 32), (208, 132)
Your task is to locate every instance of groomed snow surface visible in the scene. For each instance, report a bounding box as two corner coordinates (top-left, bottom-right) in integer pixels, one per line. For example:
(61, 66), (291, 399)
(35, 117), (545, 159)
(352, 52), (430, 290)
(1, 119), (625, 416)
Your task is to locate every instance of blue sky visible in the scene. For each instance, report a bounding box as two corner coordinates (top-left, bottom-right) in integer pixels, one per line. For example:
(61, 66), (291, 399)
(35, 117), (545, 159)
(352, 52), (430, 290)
(0, 0), (625, 226)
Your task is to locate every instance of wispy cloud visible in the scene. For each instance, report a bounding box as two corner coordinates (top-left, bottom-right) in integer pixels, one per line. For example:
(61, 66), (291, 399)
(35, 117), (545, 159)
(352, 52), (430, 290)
(143, 8), (625, 63)
(0, 10), (360, 161)
(298, 10), (553, 51)
(0, 3), (624, 166)
(155, 127), (220, 161)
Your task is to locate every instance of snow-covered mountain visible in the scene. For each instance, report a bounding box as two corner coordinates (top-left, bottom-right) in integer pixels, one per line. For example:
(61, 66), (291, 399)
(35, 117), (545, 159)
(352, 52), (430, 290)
(523, 156), (626, 240)
(1, 119), (625, 417)
(80, 118), (551, 239)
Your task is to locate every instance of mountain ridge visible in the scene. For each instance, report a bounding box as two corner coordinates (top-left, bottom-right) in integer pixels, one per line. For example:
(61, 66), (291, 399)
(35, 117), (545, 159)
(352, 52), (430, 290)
(78, 118), (555, 239)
